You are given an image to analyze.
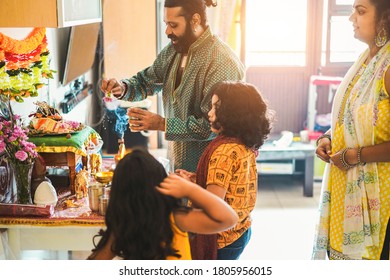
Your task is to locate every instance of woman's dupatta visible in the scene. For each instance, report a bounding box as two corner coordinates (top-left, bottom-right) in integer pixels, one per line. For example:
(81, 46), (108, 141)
(312, 42), (390, 259)
(190, 135), (238, 260)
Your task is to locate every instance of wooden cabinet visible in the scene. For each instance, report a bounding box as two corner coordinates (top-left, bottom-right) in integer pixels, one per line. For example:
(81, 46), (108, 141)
(102, 0), (156, 78)
(102, 0), (158, 149)
(0, 0), (102, 27)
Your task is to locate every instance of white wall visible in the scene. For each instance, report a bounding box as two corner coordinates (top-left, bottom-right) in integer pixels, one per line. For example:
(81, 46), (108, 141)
(0, 27), (93, 125)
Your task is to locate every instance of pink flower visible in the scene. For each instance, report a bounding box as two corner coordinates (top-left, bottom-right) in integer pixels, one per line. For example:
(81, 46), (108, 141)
(0, 141), (5, 153)
(67, 121), (80, 129)
(15, 150), (28, 161)
(103, 96), (113, 103)
(1, 114), (38, 164)
(13, 126), (26, 138)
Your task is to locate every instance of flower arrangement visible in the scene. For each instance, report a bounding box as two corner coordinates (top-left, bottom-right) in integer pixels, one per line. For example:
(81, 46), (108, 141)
(0, 28), (55, 102)
(0, 112), (38, 204)
(0, 28), (54, 204)
(0, 114), (38, 165)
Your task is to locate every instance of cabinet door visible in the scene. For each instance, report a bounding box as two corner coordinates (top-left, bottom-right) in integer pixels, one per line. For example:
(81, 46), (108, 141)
(102, 0), (157, 148)
(58, 0), (102, 27)
(103, 0), (157, 78)
(0, 0), (101, 27)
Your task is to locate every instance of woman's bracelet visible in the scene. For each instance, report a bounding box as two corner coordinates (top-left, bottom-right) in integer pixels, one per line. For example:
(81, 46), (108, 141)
(316, 134), (331, 146)
(357, 147), (366, 165)
(340, 148), (355, 170)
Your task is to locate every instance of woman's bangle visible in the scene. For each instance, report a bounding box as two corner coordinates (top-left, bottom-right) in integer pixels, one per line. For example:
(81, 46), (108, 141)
(357, 147), (366, 165)
(316, 134), (331, 146)
(340, 148), (355, 170)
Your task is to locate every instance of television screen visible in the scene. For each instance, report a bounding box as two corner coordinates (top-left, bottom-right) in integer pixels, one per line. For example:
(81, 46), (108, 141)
(61, 23), (100, 86)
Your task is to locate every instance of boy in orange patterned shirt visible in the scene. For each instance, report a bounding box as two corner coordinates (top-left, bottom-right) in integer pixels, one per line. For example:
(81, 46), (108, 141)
(172, 81), (273, 259)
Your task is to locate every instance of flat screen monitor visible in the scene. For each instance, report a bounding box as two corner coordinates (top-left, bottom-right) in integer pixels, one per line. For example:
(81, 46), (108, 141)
(61, 23), (100, 86)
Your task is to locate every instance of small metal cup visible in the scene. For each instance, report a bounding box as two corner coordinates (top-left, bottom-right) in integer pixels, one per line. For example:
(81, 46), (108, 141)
(88, 183), (104, 212)
(99, 195), (109, 216)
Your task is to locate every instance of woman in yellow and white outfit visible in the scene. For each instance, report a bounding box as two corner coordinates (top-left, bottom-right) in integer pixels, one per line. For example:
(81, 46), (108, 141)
(313, 0), (390, 260)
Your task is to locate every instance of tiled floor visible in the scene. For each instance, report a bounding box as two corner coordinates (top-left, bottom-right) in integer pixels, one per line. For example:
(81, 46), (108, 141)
(240, 176), (322, 260)
(0, 175), (323, 260)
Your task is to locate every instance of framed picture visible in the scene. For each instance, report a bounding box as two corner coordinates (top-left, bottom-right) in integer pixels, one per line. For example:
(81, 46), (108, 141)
(0, 95), (12, 121)
(0, 152), (15, 203)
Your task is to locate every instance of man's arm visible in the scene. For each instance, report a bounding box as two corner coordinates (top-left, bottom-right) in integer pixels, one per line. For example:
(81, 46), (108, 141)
(165, 56), (245, 142)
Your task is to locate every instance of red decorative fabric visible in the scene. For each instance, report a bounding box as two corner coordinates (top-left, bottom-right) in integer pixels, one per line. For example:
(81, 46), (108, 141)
(0, 197), (104, 227)
(190, 135), (238, 260)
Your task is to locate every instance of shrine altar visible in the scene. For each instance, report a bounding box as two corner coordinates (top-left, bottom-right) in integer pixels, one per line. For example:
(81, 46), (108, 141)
(0, 197), (104, 259)
(28, 126), (101, 194)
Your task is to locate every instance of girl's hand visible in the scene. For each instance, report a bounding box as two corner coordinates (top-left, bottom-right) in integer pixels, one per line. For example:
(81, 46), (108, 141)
(157, 173), (194, 198)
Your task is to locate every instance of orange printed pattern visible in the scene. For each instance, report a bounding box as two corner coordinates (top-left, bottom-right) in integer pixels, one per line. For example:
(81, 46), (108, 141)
(206, 143), (257, 249)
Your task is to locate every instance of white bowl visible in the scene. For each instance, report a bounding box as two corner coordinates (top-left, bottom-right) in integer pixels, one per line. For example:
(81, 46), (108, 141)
(34, 181), (58, 206)
(119, 98), (152, 109)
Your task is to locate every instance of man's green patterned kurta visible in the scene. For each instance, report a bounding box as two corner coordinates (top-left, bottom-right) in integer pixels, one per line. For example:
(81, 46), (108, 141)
(121, 27), (245, 172)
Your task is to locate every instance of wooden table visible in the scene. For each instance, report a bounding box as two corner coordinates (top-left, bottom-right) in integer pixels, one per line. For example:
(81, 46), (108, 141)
(0, 198), (104, 259)
(38, 152), (87, 195)
(257, 141), (316, 197)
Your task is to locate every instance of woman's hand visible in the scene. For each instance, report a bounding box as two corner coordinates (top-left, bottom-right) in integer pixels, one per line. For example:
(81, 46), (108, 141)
(329, 149), (346, 171)
(329, 148), (358, 171)
(316, 137), (332, 163)
(101, 78), (125, 98)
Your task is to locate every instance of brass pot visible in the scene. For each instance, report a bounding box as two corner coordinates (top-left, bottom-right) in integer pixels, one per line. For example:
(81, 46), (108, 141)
(94, 171), (113, 184)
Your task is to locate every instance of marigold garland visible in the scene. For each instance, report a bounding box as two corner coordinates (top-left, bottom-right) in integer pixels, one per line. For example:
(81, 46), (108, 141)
(0, 28), (55, 102)
(0, 28), (46, 54)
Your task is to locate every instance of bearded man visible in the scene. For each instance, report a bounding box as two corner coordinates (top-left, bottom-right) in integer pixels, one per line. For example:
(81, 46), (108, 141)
(101, 0), (245, 172)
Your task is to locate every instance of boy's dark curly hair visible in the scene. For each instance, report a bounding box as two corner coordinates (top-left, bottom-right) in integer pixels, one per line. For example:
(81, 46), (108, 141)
(91, 148), (185, 259)
(211, 81), (273, 150)
(164, 0), (217, 29)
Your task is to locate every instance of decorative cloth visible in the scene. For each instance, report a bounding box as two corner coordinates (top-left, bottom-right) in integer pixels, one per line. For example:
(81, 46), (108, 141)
(312, 42), (390, 259)
(29, 126), (100, 157)
(190, 135), (238, 260)
(0, 197), (104, 227)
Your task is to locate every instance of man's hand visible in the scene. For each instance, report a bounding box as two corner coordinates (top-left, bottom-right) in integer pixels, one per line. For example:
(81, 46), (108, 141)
(127, 108), (165, 131)
(101, 78), (125, 98)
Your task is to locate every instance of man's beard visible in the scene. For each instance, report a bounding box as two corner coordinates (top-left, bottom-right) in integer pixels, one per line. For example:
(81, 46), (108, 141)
(168, 23), (197, 53)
